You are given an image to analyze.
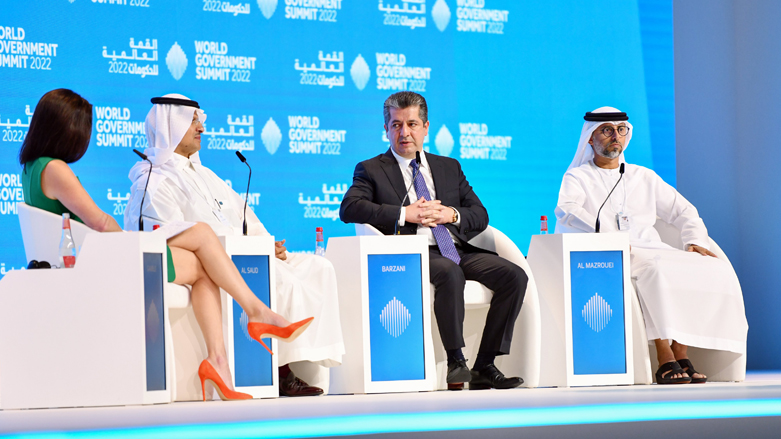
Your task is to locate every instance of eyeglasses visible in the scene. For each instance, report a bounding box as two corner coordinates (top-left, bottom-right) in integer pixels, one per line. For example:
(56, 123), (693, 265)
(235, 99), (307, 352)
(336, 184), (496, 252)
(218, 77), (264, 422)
(598, 126), (630, 137)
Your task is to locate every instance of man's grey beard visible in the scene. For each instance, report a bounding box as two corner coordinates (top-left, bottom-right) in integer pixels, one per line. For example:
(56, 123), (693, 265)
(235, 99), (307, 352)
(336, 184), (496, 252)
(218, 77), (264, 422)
(595, 145), (621, 159)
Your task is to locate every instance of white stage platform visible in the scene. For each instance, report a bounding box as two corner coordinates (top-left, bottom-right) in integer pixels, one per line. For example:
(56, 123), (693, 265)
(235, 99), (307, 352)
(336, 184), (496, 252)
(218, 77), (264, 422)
(1, 373), (781, 438)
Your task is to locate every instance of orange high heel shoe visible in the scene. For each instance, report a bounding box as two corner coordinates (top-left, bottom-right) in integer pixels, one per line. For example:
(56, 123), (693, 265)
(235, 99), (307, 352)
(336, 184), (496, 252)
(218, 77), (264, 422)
(198, 360), (252, 401)
(247, 317), (315, 355)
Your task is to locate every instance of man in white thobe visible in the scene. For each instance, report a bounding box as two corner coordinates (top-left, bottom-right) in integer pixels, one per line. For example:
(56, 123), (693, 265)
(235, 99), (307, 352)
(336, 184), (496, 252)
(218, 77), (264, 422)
(125, 94), (344, 396)
(555, 106), (747, 384)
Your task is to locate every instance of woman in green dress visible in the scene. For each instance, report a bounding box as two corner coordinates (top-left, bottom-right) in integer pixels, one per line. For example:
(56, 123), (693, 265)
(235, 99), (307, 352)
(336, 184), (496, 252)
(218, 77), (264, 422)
(19, 89), (312, 400)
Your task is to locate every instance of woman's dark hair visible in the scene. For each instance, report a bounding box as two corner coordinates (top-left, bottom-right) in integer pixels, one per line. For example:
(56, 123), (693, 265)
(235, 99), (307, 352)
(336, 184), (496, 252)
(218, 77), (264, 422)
(18, 89), (93, 165)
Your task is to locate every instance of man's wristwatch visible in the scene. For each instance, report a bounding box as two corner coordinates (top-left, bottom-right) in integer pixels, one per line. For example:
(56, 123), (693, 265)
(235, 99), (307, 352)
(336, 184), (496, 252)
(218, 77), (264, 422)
(450, 208), (459, 224)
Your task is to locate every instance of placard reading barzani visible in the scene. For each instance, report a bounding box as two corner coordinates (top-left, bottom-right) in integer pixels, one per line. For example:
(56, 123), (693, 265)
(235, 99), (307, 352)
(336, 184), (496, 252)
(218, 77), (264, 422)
(368, 253), (425, 381)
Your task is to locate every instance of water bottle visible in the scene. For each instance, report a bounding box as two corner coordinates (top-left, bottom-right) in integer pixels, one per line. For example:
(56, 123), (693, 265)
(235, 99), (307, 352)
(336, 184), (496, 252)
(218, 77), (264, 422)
(315, 227), (325, 256)
(59, 213), (77, 268)
(540, 215), (548, 235)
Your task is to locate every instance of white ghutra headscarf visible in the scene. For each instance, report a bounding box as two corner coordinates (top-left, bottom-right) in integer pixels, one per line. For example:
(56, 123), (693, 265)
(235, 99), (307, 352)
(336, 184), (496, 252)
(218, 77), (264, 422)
(127, 94), (207, 200)
(567, 106), (634, 171)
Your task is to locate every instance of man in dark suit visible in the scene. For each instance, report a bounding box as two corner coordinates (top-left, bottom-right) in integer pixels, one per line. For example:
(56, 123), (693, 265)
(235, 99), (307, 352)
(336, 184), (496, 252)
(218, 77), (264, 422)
(339, 91), (528, 390)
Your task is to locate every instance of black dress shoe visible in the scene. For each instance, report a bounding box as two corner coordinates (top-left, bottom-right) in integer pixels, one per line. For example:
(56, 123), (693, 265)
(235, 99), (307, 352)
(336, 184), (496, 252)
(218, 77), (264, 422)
(279, 371), (324, 397)
(469, 364), (523, 390)
(446, 359), (472, 390)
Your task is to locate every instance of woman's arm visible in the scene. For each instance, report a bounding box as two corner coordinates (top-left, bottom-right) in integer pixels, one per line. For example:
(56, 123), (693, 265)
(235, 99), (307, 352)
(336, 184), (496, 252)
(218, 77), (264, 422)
(40, 160), (123, 232)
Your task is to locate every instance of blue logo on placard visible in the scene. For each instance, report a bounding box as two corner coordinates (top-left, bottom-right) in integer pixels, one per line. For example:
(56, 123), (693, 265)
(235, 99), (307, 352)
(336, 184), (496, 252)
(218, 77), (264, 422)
(239, 310), (252, 341)
(379, 297), (411, 338)
(261, 117), (282, 154)
(257, 0), (277, 19)
(582, 293), (612, 332)
(166, 42), (188, 80)
(350, 54), (371, 91)
(432, 0), (451, 32)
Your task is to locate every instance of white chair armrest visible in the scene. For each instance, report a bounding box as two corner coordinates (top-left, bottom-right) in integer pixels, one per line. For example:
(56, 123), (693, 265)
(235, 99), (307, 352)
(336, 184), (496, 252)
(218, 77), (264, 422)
(355, 223), (383, 236)
(166, 283), (192, 309)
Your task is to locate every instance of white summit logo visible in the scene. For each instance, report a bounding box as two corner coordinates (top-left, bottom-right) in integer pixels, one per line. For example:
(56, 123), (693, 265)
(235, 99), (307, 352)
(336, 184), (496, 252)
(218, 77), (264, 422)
(261, 117), (282, 155)
(350, 54), (371, 91)
(240, 310), (253, 342)
(582, 293), (612, 333)
(380, 297), (411, 338)
(166, 42), (188, 80)
(431, 0), (451, 32)
(435, 124), (454, 157)
(257, 0), (277, 19)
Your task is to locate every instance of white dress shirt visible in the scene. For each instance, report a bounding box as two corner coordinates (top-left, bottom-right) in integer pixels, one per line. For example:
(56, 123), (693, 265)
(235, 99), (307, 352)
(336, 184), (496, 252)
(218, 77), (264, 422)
(390, 148), (461, 246)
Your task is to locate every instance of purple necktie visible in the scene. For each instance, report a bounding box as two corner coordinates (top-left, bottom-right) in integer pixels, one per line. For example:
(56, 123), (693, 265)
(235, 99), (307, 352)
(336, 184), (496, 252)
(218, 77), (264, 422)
(410, 160), (461, 265)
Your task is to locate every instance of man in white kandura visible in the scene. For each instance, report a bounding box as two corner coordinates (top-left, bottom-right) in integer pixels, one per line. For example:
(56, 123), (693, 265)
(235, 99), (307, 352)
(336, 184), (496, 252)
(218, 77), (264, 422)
(554, 106), (748, 384)
(125, 94), (344, 397)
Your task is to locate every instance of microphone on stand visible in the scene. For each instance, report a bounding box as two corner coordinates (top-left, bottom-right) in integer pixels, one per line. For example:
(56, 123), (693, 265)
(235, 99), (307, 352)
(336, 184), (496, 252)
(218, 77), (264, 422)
(395, 151), (421, 235)
(133, 149), (153, 232)
(594, 162), (625, 233)
(235, 151), (251, 236)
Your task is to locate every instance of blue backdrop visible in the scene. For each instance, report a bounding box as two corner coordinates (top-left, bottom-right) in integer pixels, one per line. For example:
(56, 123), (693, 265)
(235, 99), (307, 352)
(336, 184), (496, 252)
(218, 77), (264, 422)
(0, 0), (673, 273)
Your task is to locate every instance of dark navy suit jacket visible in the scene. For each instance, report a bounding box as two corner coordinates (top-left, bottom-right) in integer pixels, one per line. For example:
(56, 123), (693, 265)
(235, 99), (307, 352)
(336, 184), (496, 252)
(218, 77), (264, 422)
(340, 149), (490, 248)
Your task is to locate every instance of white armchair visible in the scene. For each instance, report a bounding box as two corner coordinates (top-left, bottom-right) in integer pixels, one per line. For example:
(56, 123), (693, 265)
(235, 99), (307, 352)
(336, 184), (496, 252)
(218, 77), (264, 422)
(15, 203), (196, 401)
(1, 204), (180, 408)
(630, 218), (746, 383)
(355, 224), (542, 388)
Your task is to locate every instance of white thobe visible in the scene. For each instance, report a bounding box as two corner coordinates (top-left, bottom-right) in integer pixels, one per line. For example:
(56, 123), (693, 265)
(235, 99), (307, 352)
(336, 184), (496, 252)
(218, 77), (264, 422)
(125, 153), (344, 367)
(555, 161), (748, 354)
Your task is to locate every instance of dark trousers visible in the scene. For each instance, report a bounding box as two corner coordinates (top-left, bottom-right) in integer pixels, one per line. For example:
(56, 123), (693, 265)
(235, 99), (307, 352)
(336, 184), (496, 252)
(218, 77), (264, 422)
(429, 245), (527, 356)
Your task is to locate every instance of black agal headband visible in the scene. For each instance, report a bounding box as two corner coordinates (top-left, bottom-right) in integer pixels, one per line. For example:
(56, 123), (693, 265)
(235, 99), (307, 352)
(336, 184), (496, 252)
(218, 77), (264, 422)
(584, 111), (628, 122)
(150, 96), (200, 108)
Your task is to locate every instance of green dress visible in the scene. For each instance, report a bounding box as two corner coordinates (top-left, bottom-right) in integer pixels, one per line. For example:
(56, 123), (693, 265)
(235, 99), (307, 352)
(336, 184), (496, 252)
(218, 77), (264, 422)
(22, 157), (176, 282)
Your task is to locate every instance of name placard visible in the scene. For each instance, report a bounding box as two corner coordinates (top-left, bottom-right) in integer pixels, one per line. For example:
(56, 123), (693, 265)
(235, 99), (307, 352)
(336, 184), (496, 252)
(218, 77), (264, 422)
(570, 250), (626, 375)
(367, 253), (424, 382)
(231, 254), (272, 386)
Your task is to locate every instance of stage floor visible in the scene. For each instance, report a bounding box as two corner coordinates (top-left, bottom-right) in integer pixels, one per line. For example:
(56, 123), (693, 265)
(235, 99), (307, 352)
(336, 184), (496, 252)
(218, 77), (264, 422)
(2, 372), (781, 438)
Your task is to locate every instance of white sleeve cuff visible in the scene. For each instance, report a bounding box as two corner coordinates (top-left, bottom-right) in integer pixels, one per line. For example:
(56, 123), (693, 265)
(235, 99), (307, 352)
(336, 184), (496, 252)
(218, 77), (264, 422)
(399, 206), (406, 226)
